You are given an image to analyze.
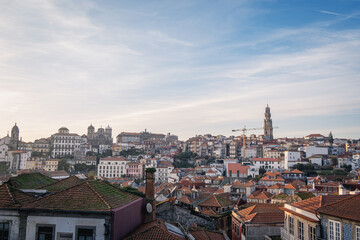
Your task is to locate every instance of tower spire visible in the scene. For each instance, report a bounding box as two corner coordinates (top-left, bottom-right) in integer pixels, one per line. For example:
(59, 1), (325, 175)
(264, 104), (273, 140)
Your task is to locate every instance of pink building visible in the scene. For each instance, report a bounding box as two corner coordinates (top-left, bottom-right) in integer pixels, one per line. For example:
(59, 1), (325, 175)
(126, 162), (143, 179)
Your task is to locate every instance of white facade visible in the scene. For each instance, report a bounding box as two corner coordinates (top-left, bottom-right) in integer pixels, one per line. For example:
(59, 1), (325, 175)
(305, 146), (328, 158)
(156, 161), (174, 182)
(51, 128), (81, 157)
(0, 138), (10, 162)
(25, 215), (106, 240)
(0, 210), (20, 240)
(8, 150), (31, 171)
(253, 158), (281, 171)
(244, 147), (257, 159)
(97, 157), (129, 178)
(284, 151), (301, 170)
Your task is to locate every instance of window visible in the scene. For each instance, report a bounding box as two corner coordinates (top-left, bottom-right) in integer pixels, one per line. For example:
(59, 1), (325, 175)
(356, 226), (360, 240)
(37, 225), (55, 240)
(0, 222), (9, 240)
(328, 220), (341, 240)
(309, 225), (316, 240)
(76, 226), (95, 240)
(289, 216), (294, 235)
(298, 221), (304, 240)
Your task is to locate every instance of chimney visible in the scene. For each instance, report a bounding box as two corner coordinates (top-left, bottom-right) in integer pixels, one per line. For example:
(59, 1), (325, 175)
(145, 168), (156, 223)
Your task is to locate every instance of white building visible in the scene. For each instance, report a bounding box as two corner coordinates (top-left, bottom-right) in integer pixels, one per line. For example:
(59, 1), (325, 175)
(8, 150), (31, 171)
(222, 158), (238, 173)
(284, 151), (301, 169)
(156, 161), (174, 182)
(97, 156), (129, 178)
(253, 158), (281, 171)
(305, 146), (328, 158)
(243, 147), (257, 159)
(51, 127), (81, 157)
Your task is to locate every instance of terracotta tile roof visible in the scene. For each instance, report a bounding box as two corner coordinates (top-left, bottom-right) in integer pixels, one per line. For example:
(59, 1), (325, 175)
(158, 161), (174, 168)
(284, 183), (297, 190)
(260, 175), (285, 182)
(235, 204), (284, 224)
(247, 190), (273, 200)
(178, 196), (191, 204)
(7, 173), (57, 189)
(0, 184), (34, 209)
(227, 163), (249, 174)
(38, 175), (84, 193)
(24, 180), (141, 212)
(125, 220), (185, 240)
(289, 195), (349, 214)
(200, 208), (217, 216)
(214, 188), (224, 194)
(291, 169), (304, 174)
(268, 183), (284, 189)
(198, 195), (232, 208)
(319, 193), (360, 221)
(189, 228), (226, 240)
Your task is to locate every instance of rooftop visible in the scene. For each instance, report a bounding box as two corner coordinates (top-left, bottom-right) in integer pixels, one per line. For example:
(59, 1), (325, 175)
(24, 180), (141, 212)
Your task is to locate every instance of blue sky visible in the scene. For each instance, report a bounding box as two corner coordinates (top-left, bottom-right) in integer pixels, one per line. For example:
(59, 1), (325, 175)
(0, 0), (360, 141)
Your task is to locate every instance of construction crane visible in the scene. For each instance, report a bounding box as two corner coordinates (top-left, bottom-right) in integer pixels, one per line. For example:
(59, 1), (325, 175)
(232, 126), (263, 161)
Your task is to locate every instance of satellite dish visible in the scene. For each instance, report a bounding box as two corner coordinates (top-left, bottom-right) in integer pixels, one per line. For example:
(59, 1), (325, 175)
(146, 203), (153, 213)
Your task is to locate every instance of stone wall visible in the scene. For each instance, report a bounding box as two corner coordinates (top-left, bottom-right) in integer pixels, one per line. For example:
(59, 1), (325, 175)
(156, 202), (215, 229)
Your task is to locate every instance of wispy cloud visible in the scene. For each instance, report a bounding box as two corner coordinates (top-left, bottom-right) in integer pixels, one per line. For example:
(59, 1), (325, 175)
(318, 10), (340, 16)
(0, 0), (359, 140)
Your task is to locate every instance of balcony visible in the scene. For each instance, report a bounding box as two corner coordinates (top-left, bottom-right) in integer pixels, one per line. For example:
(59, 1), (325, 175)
(281, 228), (298, 240)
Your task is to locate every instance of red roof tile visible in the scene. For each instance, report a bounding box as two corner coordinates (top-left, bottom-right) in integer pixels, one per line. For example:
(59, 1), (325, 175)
(189, 229), (226, 240)
(227, 164), (249, 174)
(318, 194), (360, 221)
(24, 180), (141, 212)
(198, 195), (232, 208)
(125, 220), (185, 240)
(235, 204), (284, 224)
(0, 184), (34, 209)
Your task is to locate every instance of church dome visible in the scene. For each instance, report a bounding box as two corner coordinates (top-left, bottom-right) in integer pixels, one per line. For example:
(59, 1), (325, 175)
(106, 125), (112, 130)
(12, 123), (19, 132)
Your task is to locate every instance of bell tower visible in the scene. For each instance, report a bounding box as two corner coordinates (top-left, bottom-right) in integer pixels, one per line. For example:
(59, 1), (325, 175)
(264, 105), (273, 140)
(10, 123), (20, 149)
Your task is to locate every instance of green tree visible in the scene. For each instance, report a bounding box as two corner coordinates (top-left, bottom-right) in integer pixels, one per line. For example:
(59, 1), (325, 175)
(259, 167), (266, 175)
(88, 171), (95, 180)
(331, 157), (338, 167)
(58, 159), (71, 173)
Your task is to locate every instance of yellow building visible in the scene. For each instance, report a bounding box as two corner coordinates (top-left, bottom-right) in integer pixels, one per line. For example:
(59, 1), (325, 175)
(26, 160), (36, 170)
(44, 159), (59, 171)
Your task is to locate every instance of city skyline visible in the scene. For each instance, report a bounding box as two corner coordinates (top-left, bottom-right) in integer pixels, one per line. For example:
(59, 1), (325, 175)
(1, 0), (360, 141)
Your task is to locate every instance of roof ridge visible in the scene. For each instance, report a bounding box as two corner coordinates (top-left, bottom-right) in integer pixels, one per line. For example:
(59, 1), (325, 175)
(86, 182), (111, 210)
(4, 184), (16, 204)
(36, 175), (79, 190)
(214, 195), (222, 207)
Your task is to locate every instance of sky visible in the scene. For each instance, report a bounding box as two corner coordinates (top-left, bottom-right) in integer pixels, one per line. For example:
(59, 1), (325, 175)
(0, 0), (360, 141)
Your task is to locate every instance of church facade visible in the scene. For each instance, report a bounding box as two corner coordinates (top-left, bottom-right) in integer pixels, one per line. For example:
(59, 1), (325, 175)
(87, 124), (113, 148)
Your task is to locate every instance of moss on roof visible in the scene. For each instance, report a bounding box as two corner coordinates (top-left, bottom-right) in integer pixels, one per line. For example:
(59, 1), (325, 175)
(7, 173), (57, 189)
(296, 192), (315, 200)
